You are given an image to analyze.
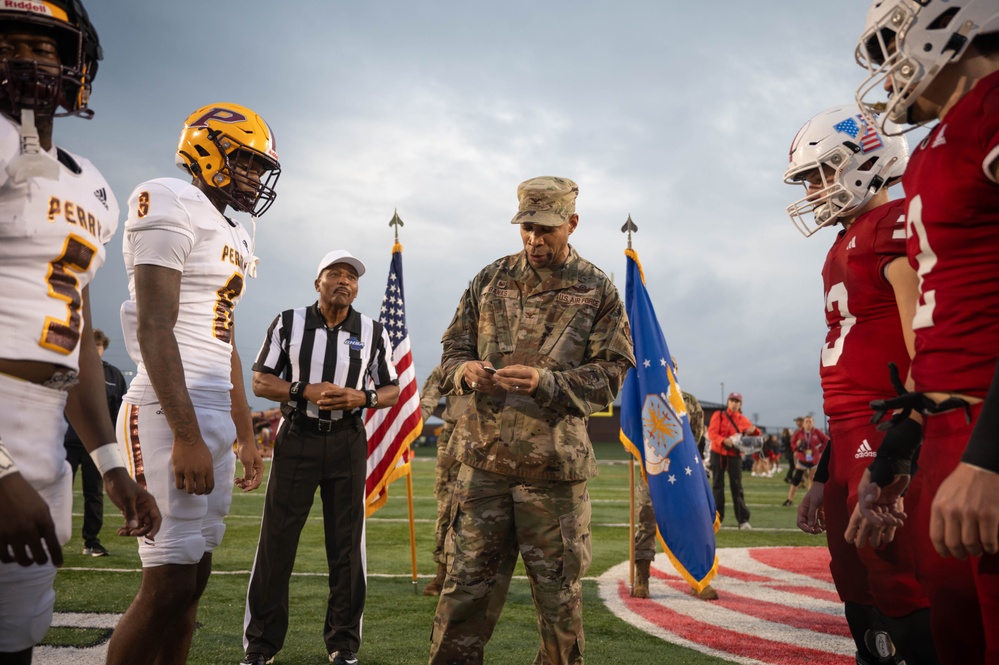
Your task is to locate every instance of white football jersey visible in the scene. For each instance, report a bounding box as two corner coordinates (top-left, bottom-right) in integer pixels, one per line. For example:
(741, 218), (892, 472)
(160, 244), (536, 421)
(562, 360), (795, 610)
(121, 177), (255, 403)
(0, 114), (119, 369)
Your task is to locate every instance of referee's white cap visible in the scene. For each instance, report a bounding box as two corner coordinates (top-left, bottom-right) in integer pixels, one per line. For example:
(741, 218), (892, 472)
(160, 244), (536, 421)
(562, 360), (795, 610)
(316, 250), (366, 279)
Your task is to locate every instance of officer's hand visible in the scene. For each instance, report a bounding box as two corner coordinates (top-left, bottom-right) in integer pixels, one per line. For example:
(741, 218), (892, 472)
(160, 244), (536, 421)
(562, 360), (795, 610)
(172, 438), (215, 495)
(103, 468), (162, 538)
(317, 384), (362, 411)
(464, 362), (498, 394)
(0, 472), (63, 567)
(494, 365), (540, 396)
(305, 381), (339, 409)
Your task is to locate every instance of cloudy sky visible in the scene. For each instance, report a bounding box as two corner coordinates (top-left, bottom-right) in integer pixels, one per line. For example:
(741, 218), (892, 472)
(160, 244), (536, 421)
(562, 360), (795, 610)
(68, 1), (903, 430)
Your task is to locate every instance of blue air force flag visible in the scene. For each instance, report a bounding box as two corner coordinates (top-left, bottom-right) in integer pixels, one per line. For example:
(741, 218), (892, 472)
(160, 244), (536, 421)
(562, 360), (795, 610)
(619, 249), (718, 591)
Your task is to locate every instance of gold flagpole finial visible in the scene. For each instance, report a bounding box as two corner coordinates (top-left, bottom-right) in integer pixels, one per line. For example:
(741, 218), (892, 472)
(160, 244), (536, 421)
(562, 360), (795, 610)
(621, 214), (638, 250)
(389, 209), (404, 243)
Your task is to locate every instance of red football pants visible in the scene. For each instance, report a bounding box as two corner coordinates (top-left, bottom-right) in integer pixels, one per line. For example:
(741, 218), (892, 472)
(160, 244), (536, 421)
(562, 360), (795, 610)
(825, 417), (929, 617)
(915, 404), (999, 665)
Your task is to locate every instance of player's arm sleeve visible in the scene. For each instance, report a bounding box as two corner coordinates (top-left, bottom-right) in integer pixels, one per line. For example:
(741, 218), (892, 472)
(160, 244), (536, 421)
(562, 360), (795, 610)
(962, 354), (999, 473)
(813, 440), (832, 483)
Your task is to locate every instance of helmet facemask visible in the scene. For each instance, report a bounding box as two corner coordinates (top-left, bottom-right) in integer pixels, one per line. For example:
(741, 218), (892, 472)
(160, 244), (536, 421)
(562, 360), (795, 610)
(181, 128), (281, 217)
(0, 10), (98, 119)
(785, 147), (863, 237)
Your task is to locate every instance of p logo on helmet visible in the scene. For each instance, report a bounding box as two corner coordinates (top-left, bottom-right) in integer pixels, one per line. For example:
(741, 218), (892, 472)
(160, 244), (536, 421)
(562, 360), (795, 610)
(189, 108), (248, 129)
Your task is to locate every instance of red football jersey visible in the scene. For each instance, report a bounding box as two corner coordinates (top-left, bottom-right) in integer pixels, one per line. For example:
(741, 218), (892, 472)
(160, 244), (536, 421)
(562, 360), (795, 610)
(903, 70), (999, 397)
(820, 199), (911, 420)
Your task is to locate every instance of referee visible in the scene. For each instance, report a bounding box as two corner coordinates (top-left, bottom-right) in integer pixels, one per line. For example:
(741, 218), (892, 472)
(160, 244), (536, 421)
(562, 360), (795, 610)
(241, 250), (400, 665)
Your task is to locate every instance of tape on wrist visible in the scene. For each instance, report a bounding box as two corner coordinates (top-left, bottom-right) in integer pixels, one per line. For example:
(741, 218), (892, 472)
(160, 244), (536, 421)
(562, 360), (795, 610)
(0, 440), (19, 480)
(89, 443), (126, 476)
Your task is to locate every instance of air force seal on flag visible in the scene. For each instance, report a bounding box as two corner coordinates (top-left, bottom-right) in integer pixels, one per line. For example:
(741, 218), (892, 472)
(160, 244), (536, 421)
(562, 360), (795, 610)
(641, 369), (688, 476)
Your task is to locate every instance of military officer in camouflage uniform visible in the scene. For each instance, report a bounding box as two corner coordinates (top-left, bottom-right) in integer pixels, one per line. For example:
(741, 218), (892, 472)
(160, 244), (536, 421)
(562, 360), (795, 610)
(631, 358), (714, 599)
(429, 176), (636, 665)
(418, 364), (462, 596)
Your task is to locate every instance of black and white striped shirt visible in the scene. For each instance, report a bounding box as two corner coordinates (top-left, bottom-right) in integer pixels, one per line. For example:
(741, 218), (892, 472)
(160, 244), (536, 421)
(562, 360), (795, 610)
(253, 303), (398, 420)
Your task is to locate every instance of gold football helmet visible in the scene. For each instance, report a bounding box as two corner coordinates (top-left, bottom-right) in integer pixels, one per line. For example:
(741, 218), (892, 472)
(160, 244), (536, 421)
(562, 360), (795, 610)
(176, 103), (281, 216)
(0, 0), (103, 117)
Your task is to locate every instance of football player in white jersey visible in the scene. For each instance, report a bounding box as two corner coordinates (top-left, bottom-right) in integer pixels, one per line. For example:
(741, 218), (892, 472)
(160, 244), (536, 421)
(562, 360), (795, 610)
(0, 1), (161, 662)
(106, 103), (279, 665)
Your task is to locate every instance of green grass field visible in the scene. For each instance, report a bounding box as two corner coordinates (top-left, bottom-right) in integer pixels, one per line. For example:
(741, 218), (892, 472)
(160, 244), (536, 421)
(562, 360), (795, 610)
(51, 442), (816, 664)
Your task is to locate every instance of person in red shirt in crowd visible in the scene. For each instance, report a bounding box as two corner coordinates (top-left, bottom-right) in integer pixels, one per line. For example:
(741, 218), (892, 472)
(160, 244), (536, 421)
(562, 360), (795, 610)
(852, 2), (999, 662)
(707, 392), (759, 530)
(784, 416), (829, 506)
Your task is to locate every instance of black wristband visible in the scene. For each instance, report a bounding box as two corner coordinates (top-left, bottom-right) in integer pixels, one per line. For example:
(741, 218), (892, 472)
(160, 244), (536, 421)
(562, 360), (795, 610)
(869, 417), (923, 487)
(289, 381), (305, 403)
(366, 389), (378, 408)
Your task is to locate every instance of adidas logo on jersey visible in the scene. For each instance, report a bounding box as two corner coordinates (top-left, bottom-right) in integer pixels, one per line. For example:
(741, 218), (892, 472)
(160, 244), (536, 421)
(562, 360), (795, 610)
(931, 125), (947, 149)
(855, 439), (876, 459)
(94, 187), (109, 210)
(846, 236), (856, 250)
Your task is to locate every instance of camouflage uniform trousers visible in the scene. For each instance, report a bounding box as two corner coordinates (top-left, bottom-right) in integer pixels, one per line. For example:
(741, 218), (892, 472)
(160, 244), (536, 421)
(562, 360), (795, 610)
(431, 451), (462, 564)
(633, 465), (656, 562)
(429, 465), (592, 665)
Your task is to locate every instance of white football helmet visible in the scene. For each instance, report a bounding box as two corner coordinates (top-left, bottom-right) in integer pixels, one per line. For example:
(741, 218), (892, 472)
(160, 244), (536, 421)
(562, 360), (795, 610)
(856, 0), (999, 131)
(784, 105), (908, 237)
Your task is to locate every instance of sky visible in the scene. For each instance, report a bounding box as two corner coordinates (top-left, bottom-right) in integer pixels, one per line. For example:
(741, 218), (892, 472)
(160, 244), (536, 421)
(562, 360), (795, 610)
(65, 1), (901, 431)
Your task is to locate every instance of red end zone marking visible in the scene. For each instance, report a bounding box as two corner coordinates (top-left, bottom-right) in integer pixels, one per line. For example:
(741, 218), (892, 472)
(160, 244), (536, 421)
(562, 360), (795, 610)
(619, 580), (852, 664)
(750, 547), (835, 583)
(659, 578), (850, 638)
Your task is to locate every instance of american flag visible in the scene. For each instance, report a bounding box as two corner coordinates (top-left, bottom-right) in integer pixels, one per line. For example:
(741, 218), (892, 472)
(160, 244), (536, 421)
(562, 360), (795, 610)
(833, 115), (883, 153)
(364, 242), (422, 516)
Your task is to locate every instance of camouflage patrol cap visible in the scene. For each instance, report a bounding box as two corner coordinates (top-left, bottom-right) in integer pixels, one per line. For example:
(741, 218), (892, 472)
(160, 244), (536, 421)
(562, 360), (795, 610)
(511, 176), (578, 227)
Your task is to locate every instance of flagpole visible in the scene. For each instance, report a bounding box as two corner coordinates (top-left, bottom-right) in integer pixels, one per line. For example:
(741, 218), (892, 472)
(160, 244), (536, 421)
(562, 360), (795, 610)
(629, 458), (636, 590)
(623, 213), (639, 592)
(406, 466), (418, 593)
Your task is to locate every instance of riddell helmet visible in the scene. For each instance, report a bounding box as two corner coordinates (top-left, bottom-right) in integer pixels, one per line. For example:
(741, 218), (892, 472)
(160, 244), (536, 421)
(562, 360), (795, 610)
(176, 103), (281, 217)
(856, 0), (999, 131)
(0, 0), (101, 117)
(784, 105), (908, 237)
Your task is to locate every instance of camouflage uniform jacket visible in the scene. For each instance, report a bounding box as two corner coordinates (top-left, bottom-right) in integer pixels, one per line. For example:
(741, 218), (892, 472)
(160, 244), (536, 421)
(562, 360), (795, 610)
(440, 247), (636, 481)
(419, 364), (463, 447)
(682, 391), (704, 444)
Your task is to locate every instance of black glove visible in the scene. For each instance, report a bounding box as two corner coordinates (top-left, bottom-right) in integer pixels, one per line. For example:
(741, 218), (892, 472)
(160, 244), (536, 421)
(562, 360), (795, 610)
(868, 417), (923, 488)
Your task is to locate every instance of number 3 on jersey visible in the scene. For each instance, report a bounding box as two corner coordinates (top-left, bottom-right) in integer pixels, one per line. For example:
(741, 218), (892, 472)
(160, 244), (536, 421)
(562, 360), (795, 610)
(822, 282), (856, 367)
(41, 235), (97, 354)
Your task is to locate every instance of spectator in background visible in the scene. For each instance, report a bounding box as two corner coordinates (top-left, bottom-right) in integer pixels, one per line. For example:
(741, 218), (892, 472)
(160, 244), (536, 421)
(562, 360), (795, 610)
(783, 419), (802, 484)
(63, 329), (128, 557)
(708, 392), (761, 530)
(783, 416), (829, 506)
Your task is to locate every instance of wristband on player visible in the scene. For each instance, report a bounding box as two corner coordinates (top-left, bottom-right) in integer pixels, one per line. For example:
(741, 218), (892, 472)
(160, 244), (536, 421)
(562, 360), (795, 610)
(289, 381), (306, 403)
(89, 443), (126, 476)
(867, 417), (923, 488)
(0, 440), (19, 480)
(812, 442), (832, 484)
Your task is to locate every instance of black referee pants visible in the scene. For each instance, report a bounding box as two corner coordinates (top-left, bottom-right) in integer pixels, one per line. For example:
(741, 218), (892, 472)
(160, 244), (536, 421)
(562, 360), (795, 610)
(244, 415), (367, 657)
